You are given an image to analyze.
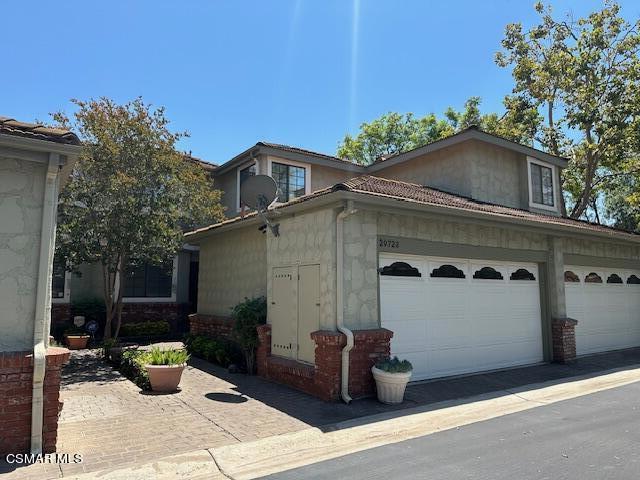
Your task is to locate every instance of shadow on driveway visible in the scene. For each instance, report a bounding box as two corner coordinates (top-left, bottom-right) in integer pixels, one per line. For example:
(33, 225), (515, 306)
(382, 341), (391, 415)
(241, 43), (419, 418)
(192, 347), (640, 432)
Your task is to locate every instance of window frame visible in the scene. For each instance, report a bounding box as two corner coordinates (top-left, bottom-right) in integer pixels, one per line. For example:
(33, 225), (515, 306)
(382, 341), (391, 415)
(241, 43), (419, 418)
(267, 156), (311, 204)
(236, 160), (258, 212)
(51, 257), (71, 304)
(527, 156), (558, 211)
(122, 257), (178, 303)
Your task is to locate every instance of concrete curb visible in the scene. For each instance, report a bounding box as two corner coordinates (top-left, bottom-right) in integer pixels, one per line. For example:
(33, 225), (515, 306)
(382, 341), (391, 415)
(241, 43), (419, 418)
(70, 365), (640, 480)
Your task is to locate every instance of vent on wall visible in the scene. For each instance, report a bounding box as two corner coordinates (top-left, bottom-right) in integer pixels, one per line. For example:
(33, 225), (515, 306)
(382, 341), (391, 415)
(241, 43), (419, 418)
(379, 262), (421, 277)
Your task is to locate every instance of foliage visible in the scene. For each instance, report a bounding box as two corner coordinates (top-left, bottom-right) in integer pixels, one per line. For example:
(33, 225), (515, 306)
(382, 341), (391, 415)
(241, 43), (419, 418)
(64, 325), (87, 336)
(375, 356), (413, 374)
(119, 349), (152, 390)
(147, 346), (190, 366)
(336, 98), (527, 166)
(604, 173), (640, 231)
(54, 97), (225, 340)
(119, 320), (171, 338)
(496, 1), (640, 219)
(101, 338), (117, 359)
(71, 297), (106, 325)
(231, 296), (267, 374)
(184, 334), (243, 368)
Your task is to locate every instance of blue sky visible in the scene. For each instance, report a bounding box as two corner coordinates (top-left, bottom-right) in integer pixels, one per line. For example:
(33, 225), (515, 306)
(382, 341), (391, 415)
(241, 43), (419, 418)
(3, 1), (639, 164)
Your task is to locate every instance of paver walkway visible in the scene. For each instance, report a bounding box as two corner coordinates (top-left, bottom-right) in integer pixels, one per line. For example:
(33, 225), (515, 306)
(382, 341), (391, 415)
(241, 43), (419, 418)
(3, 346), (640, 479)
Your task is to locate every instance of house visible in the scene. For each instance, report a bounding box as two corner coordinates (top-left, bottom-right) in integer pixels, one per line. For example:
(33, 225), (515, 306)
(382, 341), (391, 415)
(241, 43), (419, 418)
(0, 117), (81, 453)
(51, 155), (215, 336)
(186, 127), (640, 402)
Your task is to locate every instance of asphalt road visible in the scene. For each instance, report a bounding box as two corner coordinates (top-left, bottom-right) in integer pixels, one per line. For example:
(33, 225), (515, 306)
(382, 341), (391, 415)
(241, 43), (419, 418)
(263, 381), (640, 480)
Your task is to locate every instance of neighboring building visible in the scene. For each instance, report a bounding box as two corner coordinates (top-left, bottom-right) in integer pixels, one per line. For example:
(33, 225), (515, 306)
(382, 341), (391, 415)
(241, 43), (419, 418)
(187, 126), (640, 402)
(51, 155), (215, 335)
(0, 117), (81, 453)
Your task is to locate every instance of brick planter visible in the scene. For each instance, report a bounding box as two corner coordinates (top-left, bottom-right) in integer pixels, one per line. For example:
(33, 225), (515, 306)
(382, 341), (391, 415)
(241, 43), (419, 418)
(188, 313), (235, 340)
(552, 317), (578, 363)
(0, 347), (70, 454)
(256, 325), (393, 401)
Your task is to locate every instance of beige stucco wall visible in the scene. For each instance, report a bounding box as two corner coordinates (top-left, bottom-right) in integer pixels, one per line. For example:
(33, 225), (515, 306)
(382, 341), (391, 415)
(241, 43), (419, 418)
(0, 154), (46, 351)
(198, 226), (267, 317)
(561, 237), (640, 260)
(374, 140), (561, 215)
(310, 164), (353, 192)
(267, 208), (337, 330)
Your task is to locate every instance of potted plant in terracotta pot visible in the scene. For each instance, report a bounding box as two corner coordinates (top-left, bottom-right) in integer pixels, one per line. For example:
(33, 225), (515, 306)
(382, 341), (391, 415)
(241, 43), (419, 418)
(64, 326), (90, 350)
(372, 356), (413, 404)
(145, 347), (189, 393)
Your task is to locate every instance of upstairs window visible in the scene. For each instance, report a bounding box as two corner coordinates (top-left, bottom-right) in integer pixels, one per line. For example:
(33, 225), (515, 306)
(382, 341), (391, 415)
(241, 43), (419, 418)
(239, 163), (256, 185)
(272, 162), (306, 202)
(530, 161), (554, 207)
(52, 256), (66, 299)
(123, 262), (173, 298)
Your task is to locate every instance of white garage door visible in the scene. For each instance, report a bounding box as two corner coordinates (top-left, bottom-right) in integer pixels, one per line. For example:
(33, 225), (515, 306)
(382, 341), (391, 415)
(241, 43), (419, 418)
(565, 266), (640, 356)
(380, 254), (544, 381)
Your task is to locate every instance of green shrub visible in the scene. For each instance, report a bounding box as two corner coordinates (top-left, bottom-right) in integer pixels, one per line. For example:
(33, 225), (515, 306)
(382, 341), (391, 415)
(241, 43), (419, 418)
(375, 356), (413, 373)
(120, 320), (170, 337)
(119, 349), (152, 390)
(148, 347), (189, 365)
(231, 296), (267, 374)
(64, 325), (87, 336)
(184, 334), (243, 368)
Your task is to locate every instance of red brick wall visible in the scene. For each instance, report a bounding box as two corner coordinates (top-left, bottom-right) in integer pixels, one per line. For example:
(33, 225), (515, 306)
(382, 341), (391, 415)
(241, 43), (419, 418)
(256, 326), (393, 402)
(552, 317), (578, 363)
(0, 347), (70, 454)
(188, 313), (235, 340)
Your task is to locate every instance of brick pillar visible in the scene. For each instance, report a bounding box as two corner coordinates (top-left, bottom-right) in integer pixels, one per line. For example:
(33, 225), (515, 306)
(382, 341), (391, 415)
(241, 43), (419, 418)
(0, 347), (70, 454)
(310, 331), (345, 401)
(349, 329), (394, 398)
(552, 318), (578, 363)
(256, 324), (272, 377)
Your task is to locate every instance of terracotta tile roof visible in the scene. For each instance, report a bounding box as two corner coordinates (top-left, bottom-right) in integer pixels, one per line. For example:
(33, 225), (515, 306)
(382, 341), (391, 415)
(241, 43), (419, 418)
(186, 175), (639, 241)
(257, 141), (355, 165)
(338, 176), (639, 239)
(0, 116), (80, 145)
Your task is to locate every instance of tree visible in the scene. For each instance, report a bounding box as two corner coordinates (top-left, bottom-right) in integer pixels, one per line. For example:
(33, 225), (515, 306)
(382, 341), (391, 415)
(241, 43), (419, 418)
(337, 98), (513, 165)
(496, 1), (640, 219)
(54, 98), (225, 339)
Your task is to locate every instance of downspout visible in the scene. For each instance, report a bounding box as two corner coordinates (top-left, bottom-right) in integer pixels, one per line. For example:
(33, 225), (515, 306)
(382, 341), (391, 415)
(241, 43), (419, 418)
(31, 154), (60, 454)
(336, 200), (357, 404)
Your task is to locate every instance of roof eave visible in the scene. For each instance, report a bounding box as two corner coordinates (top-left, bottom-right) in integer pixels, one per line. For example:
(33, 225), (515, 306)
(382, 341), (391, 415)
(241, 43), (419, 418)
(0, 133), (83, 157)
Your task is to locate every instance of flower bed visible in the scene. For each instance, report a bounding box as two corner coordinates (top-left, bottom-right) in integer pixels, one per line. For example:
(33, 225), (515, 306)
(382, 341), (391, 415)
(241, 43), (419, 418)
(183, 334), (243, 369)
(119, 349), (153, 390)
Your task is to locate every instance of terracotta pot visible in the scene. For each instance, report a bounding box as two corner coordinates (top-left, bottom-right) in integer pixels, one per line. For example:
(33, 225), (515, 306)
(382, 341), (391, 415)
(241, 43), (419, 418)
(146, 364), (186, 392)
(372, 366), (412, 404)
(66, 335), (90, 350)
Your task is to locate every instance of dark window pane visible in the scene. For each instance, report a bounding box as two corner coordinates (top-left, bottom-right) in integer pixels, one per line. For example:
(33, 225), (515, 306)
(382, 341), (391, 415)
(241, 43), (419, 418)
(531, 163), (554, 206)
(272, 162), (306, 202)
(531, 164), (542, 204)
(123, 262), (172, 298)
(239, 164), (256, 185)
(541, 166), (554, 206)
(52, 257), (66, 299)
(430, 264), (465, 278)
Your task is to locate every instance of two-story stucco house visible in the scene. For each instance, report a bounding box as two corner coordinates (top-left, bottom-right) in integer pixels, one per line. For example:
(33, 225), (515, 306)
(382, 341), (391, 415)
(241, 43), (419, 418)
(0, 117), (81, 453)
(186, 127), (640, 402)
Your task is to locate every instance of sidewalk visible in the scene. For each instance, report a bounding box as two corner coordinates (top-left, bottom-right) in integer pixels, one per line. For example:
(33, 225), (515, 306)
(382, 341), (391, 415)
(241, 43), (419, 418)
(2, 347), (640, 479)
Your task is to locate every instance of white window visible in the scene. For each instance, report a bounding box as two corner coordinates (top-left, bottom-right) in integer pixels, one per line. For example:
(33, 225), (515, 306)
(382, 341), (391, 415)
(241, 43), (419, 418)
(527, 157), (557, 211)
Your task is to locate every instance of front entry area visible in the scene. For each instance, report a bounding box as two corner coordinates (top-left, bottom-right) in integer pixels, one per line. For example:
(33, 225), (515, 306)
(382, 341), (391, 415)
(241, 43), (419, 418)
(565, 266), (640, 356)
(379, 254), (544, 381)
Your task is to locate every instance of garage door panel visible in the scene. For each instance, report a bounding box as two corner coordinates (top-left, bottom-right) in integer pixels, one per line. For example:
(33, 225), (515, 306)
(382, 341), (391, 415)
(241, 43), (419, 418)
(380, 254), (543, 381)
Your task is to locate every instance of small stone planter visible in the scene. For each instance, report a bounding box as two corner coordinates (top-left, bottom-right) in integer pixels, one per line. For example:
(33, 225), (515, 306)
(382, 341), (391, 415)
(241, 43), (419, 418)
(66, 335), (90, 350)
(146, 364), (186, 393)
(372, 366), (412, 404)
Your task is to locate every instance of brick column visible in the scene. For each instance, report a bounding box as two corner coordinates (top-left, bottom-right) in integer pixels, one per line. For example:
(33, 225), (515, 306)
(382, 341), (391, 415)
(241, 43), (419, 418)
(0, 347), (70, 454)
(311, 330), (345, 401)
(552, 318), (578, 363)
(349, 329), (394, 398)
(256, 324), (272, 377)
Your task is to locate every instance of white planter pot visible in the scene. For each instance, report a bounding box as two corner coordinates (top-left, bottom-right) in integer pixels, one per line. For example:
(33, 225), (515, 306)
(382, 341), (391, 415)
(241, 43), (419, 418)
(372, 366), (412, 404)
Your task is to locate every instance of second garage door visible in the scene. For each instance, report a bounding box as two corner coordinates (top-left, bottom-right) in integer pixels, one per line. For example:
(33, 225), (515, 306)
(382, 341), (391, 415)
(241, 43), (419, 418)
(380, 254), (544, 381)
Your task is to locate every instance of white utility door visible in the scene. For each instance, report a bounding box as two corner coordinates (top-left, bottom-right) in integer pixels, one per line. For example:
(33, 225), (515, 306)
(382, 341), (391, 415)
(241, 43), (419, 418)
(379, 254), (544, 381)
(565, 266), (640, 356)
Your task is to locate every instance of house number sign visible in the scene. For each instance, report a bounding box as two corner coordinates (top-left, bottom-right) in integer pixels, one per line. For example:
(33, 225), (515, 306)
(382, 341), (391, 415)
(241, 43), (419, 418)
(378, 238), (400, 249)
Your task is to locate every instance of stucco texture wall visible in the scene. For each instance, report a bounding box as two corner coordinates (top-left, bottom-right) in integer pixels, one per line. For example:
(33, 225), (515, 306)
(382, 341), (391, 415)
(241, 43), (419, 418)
(267, 208), (337, 330)
(0, 155), (46, 351)
(198, 226), (267, 317)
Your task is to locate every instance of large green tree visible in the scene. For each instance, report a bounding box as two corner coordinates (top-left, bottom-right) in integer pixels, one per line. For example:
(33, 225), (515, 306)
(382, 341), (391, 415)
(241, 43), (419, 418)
(55, 98), (225, 339)
(496, 0), (640, 219)
(337, 97), (515, 165)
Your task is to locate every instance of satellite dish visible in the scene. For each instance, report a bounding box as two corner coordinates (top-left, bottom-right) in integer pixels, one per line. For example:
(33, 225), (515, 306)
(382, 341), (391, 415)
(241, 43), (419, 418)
(240, 175), (280, 236)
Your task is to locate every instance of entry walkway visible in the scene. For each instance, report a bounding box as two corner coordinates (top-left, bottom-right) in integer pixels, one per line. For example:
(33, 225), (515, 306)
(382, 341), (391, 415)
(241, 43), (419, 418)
(2, 347), (640, 479)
